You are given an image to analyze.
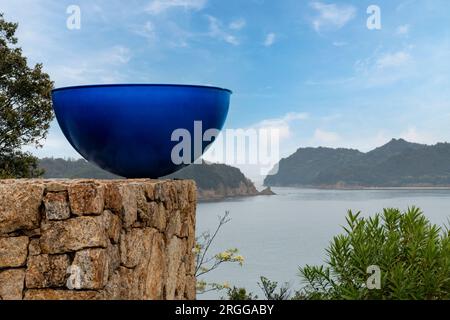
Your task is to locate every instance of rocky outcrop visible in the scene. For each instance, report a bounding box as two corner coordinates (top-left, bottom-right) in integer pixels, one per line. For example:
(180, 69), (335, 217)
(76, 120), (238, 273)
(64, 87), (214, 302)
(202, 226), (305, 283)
(0, 179), (196, 300)
(258, 187), (276, 196)
(165, 162), (264, 201)
(197, 180), (259, 201)
(198, 183), (277, 201)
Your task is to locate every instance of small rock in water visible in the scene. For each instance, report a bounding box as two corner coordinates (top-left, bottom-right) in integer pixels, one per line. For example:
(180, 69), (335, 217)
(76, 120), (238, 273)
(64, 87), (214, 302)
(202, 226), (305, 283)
(259, 187), (276, 196)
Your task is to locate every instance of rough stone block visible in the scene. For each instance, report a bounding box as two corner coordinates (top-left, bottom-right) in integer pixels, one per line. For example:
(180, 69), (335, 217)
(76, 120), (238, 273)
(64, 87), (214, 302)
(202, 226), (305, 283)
(165, 236), (186, 300)
(0, 236), (29, 268)
(107, 243), (120, 278)
(0, 182), (44, 234)
(166, 210), (182, 238)
(120, 228), (155, 268)
(71, 248), (109, 290)
(142, 232), (166, 299)
(140, 201), (166, 231)
(44, 182), (68, 192)
(68, 182), (104, 216)
(44, 191), (70, 220)
(25, 254), (71, 288)
(105, 183), (137, 228)
(28, 238), (41, 256)
(0, 269), (25, 300)
(40, 216), (108, 254)
(102, 210), (121, 244)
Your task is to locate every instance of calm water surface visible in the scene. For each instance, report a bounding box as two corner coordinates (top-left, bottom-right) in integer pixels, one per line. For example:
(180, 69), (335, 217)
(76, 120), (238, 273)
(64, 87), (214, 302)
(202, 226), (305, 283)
(196, 188), (450, 299)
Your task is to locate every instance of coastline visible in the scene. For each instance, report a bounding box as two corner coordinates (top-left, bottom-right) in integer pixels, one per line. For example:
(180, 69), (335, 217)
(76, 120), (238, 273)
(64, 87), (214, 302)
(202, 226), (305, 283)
(265, 185), (450, 191)
(197, 193), (263, 203)
(197, 186), (276, 202)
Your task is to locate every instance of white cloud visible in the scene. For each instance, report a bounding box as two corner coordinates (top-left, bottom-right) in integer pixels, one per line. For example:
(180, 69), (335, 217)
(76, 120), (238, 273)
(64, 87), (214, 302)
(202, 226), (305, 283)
(396, 24), (410, 36)
(106, 46), (132, 65)
(339, 128), (436, 152)
(48, 45), (132, 87)
(254, 112), (309, 139)
(134, 21), (157, 42)
(146, 0), (207, 15)
(206, 15), (240, 46)
(0, 0), (135, 88)
(351, 49), (415, 87)
(165, 21), (193, 47)
(224, 35), (239, 46)
(263, 33), (276, 47)
(313, 129), (341, 144)
(332, 41), (347, 47)
(307, 48), (416, 89)
(134, 19), (195, 48)
(376, 51), (412, 69)
(310, 2), (356, 32)
(400, 127), (434, 145)
(334, 127), (438, 153)
(229, 18), (246, 30)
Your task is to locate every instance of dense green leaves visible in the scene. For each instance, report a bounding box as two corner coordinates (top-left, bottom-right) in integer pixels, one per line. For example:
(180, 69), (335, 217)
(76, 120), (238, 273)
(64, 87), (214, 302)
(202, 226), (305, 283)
(298, 207), (450, 300)
(0, 150), (43, 178)
(225, 287), (257, 300)
(0, 13), (53, 178)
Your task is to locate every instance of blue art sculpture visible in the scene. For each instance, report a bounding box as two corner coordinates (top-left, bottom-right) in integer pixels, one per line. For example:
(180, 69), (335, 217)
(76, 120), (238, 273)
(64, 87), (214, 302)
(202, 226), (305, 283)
(51, 84), (231, 178)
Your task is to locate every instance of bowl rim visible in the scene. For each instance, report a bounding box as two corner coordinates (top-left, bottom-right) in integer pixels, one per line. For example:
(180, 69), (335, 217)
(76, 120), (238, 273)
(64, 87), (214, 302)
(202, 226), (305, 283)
(52, 83), (232, 94)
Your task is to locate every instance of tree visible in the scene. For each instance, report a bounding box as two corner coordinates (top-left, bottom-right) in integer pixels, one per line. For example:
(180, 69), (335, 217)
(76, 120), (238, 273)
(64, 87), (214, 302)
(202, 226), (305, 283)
(297, 207), (450, 300)
(0, 13), (53, 178)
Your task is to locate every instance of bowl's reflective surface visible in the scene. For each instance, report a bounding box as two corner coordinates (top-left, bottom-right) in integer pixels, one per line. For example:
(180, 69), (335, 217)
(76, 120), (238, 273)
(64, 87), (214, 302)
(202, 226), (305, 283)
(52, 84), (231, 178)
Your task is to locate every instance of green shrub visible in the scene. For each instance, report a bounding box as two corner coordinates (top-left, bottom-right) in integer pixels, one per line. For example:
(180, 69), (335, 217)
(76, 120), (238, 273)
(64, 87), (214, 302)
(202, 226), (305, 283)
(224, 287), (257, 300)
(223, 277), (290, 300)
(258, 276), (291, 300)
(298, 207), (450, 300)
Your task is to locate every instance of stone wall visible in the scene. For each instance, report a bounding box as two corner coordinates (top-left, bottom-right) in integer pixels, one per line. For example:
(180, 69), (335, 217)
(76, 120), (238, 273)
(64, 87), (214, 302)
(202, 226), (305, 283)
(0, 179), (196, 300)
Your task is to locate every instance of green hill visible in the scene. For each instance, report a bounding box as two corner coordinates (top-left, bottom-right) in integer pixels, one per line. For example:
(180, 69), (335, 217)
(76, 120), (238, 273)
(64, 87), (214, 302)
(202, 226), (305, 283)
(39, 158), (119, 179)
(264, 139), (450, 187)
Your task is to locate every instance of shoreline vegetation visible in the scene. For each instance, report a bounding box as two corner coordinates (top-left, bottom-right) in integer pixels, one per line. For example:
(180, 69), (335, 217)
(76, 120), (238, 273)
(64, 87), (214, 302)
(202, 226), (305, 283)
(272, 185), (450, 190)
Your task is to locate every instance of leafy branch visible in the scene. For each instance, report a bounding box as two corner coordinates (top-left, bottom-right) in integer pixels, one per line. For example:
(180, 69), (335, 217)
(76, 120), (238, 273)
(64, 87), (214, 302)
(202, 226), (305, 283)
(195, 211), (245, 295)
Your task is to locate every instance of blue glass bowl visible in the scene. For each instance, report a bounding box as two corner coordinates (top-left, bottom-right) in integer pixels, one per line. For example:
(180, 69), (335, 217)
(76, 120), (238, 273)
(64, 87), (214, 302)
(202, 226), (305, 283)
(51, 84), (231, 178)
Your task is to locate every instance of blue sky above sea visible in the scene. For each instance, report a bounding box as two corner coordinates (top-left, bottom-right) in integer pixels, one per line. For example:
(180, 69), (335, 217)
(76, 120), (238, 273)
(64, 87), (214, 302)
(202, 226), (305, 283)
(1, 0), (450, 168)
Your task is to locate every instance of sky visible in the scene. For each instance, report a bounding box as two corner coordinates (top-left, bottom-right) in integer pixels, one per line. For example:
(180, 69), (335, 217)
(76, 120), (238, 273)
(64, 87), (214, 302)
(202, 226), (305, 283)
(1, 0), (450, 179)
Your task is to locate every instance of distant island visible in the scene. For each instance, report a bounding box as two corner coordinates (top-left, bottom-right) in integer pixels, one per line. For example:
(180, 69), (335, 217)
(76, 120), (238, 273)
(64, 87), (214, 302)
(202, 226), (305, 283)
(264, 139), (450, 188)
(38, 158), (272, 201)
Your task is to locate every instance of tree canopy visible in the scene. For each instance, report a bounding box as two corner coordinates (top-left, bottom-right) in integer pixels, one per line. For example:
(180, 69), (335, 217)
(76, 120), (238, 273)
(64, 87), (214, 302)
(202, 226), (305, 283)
(0, 13), (53, 178)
